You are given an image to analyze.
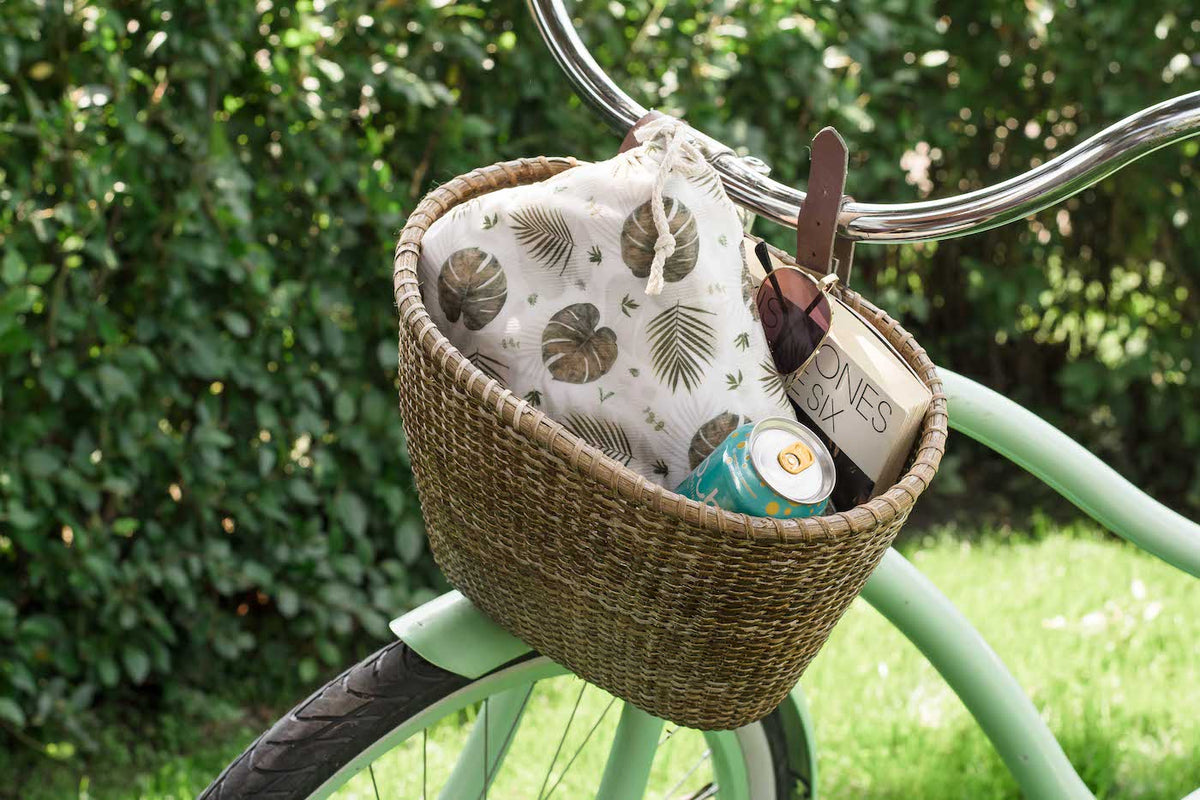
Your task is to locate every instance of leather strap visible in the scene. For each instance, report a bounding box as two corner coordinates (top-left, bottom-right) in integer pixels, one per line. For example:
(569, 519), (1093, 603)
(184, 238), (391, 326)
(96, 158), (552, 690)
(621, 114), (854, 282)
(619, 110), (668, 153)
(795, 127), (850, 280)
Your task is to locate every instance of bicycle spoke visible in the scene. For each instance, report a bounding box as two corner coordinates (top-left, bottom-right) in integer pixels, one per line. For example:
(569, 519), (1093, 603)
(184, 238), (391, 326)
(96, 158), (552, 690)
(683, 783), (717, 800)
(540, 695), (618, 800)
(658, 725), (680, 746)
(535, 680), (587, 800)
(438, 687), (531, 800)
(483, 698), (488, 800)
(368, 763), (381, 800)
(663, 750), (711, 800)
(423, 729), (428, 800)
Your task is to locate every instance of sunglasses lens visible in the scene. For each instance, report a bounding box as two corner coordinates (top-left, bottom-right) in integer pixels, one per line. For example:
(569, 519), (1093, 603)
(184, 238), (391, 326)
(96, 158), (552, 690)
(754, 269), (833, 376)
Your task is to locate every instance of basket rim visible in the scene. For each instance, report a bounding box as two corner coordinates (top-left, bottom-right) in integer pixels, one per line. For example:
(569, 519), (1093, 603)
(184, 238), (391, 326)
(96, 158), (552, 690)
(394, 156), (948, 545)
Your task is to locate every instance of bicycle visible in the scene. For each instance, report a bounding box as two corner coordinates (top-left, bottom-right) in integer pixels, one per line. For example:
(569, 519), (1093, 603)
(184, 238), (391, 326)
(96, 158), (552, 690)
(202, 2), (1200, 797)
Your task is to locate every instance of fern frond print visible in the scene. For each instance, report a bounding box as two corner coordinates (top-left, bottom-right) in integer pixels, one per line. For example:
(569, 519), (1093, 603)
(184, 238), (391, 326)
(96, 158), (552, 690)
(467, 350), (508, 384)
(564, 415), (634, 466)
(759, 358), (789, 404)
(512, 206), (575, 274)
(647, 302), (716, 394)
(451, 198), (481, 221)
(690, 167), (730, 202)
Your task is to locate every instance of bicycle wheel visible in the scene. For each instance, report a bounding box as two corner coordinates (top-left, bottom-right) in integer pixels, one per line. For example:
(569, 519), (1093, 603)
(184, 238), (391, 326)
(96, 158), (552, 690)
(200, 641), (809, 799)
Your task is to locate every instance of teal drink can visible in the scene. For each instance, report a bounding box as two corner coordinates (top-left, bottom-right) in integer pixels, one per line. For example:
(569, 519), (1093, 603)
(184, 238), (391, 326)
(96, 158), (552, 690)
(675, 417), (835, 518)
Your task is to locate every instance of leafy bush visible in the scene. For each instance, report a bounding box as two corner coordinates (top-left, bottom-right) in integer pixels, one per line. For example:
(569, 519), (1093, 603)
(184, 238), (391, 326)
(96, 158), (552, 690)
(0, 0), (1196, 744)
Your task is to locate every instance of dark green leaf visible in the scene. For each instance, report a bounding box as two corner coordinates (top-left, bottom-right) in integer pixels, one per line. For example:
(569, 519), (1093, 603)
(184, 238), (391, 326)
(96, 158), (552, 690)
(122, 646), (150, 684)
(334, 392), (356, 423)
(335, 491), (368, 537)
(222, 311), (251, 338)
(298, 658), (319, 684)
(96, 364), (136, 402)
(0, 698), (27, 728)
(396, 519), (424, 565)
(288, 479), (320, 506)
(276, 587), (300, 619)
(2, 250), (27, 284)
(258, 446), (277, 477)
(25, 449), (60, 478)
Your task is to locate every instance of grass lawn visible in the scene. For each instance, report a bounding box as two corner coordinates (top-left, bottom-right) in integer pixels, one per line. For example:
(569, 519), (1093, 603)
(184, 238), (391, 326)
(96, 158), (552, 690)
(805, 522), (1200, 798)
(4, 520), (1198, 799)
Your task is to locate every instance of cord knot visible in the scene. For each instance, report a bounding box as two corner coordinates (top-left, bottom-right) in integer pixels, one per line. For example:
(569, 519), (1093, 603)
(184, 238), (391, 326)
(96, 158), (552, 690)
(632, 117), (715, 295)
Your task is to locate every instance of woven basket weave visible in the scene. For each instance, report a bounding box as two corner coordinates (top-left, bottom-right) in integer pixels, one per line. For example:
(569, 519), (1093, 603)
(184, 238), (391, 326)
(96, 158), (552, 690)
(393, 156), (947, 730)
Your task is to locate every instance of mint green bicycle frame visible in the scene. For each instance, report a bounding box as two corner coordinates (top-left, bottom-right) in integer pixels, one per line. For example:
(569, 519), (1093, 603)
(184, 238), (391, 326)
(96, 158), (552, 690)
(391, 368), (1200, 800)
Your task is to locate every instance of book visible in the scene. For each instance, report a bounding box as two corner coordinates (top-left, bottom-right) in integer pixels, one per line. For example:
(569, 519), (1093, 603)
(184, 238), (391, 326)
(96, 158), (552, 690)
(746, 240), (933, 510)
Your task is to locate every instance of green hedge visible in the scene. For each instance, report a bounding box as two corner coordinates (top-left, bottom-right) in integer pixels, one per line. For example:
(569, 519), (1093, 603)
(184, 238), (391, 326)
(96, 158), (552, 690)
(1, 0), (1197, 743)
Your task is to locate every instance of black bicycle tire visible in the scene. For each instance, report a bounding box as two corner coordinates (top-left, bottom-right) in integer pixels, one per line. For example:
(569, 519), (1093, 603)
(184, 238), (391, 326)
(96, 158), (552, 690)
(200, 640), (802, 799)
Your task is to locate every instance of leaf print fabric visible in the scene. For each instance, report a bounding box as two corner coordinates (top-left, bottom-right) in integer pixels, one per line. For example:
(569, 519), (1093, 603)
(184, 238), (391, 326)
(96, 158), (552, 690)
(416, 120), (797, 486)
(542, 303), (618, 384)
(512, 206), (575, 275)
(741, 254), (759, 321)
(437, 247), (507, 331)
(621, 197), (700, 283)
(467, 350), (508, 383)
(647, 302), (715, 393)
(564, 414), (634, 466)
(689, 412), (747, 469)
(759, 358), (788, 404)
(689, 169), (730, 203)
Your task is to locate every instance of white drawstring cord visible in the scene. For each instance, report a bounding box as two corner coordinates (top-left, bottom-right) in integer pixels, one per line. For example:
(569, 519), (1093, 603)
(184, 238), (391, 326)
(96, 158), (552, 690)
(633, 117), (710, 295)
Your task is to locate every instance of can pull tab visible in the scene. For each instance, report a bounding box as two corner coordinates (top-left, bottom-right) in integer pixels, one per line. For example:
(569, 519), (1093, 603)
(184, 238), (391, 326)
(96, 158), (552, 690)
(778, 442), (814, 475)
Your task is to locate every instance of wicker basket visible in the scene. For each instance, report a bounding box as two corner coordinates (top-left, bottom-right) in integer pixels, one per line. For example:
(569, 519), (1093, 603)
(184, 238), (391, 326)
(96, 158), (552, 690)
(393, 156), (947, 730)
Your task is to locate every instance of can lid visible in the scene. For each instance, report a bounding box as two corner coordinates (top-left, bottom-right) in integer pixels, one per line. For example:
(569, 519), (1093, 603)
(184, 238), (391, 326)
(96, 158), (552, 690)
(749, 418), (836, 505)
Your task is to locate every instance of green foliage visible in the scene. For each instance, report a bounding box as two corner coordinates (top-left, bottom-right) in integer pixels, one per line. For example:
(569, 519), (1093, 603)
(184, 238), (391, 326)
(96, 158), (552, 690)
(0, 0), (460, 743)
(0, 0), (1197, 746)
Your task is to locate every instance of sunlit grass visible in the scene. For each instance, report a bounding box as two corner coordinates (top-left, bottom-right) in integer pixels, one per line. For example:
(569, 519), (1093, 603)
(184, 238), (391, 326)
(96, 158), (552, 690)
(801, 521), (1200, 798)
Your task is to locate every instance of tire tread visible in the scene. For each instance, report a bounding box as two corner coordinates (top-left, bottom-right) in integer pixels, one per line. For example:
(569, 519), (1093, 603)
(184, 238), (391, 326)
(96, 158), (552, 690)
(199, 641), (470, 799)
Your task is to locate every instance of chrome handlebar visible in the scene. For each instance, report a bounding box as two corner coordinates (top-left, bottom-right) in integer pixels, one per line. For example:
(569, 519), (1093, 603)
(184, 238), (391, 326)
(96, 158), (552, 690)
(528, 0), (1200, 243)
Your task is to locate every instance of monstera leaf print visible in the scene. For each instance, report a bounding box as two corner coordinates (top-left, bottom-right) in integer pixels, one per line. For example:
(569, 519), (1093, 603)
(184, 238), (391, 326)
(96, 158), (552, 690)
(688, 412), (746, 469)
(437, 248), (508, 331)
(512, 206), (575, 274)
(564, 414), (633, 466)
(541, 303), (618, 383)
(647, 302), (716, 393)
(621, 196), (700, 283)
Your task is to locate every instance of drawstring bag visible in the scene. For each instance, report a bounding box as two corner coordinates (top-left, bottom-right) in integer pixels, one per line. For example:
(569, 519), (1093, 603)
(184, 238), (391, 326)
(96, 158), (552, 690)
(415, 119), (796, 486)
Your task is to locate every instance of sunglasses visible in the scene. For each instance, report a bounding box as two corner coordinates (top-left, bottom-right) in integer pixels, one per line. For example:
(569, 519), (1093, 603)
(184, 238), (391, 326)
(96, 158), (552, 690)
(753, 241), (839, 379)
